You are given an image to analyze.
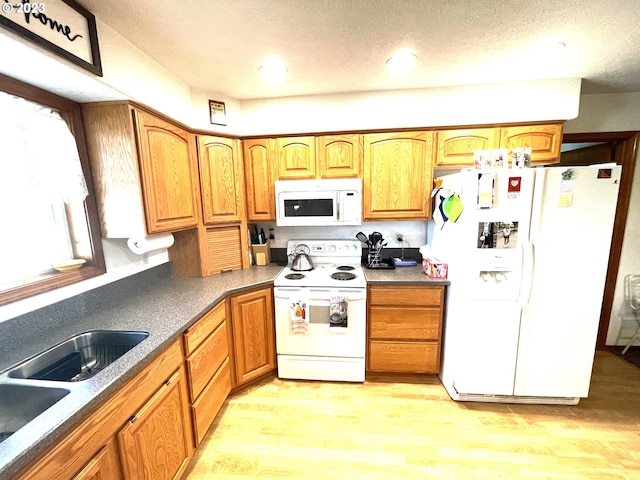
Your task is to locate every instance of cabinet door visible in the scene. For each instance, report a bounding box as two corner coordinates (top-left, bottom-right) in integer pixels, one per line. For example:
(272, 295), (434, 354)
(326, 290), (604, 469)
(117, 368), (194, 480)
(72, 439), (122, 480)
(436, 128), (500, 166)
(363, 132), (434, 219)
(276, 136), (316, 179)
(230, 287), (276, 386)
(198, 136), (245, 224)
(133, 109), (199, 233)
(316, 134), (362, 178)
(243, 139), (276, 221)
(499, 123), (564, 164)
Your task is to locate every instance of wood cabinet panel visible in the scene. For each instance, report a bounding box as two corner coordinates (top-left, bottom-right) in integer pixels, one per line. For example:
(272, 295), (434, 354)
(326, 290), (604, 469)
(316, 134), (362, 178)
(191, 358), (231, 445)
(230, 287), (276, 386)
(71, 439), (122, 480)
(436, 128), (500, 166)
(368, 341), (439, 373)
(117, 367), (193, 480)
(186, 321), (229, 401)
(243, 139), (276, 221)
(133, 109), (199, 233)
(184, 300), (226, 356)
(205, 225), (243, 275)
(198, 136), (245, 224)
(369, 286), (444, 306)
(276, 136), (316, 179)
(369, 307), (442, 341)
(368, 285), (444, 374)
(363, 132), (434, 219)
(499, 123), (564, 164)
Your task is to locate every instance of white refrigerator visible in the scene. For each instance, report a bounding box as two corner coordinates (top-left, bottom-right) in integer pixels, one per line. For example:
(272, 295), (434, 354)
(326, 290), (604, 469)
(430, 165), (621, 405)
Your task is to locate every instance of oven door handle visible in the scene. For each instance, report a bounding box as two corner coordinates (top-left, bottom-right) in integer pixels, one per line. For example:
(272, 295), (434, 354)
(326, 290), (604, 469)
(274, 287), (366, 301)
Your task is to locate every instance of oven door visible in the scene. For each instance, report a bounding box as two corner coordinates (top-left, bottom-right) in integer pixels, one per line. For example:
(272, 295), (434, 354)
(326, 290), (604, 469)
(273, 287), (366, 357)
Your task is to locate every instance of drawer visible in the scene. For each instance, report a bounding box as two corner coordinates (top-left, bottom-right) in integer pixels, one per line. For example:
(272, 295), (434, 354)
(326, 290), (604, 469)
(369, 286), (444, 307)
(368, 341), (440, 373)
(369, 306), (442, 340)
(184, 300), (226, 355)
(192, 358), (231, 445)
(186, 321), (228, 401)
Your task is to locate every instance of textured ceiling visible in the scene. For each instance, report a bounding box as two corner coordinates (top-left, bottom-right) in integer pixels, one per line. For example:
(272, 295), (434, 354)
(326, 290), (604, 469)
(77, 0), (640, 100)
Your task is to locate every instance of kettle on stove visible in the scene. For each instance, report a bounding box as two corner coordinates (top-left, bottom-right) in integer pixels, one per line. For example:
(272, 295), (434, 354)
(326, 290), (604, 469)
(291, 252), (313, 271)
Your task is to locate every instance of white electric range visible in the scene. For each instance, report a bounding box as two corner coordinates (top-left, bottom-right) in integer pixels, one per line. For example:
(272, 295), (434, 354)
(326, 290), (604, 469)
(273, 240), (366, 382)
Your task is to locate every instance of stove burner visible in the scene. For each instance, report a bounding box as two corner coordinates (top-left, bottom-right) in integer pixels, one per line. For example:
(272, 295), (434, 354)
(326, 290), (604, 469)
(336, 265), (355, 271)
(331, 272), (356, 281)
(285, 273), (306, 280)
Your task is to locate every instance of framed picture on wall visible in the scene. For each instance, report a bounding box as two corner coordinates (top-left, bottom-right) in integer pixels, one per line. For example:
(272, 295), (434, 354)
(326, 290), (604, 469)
(0, 0), (103, 76)
(209, 100), (226, 125)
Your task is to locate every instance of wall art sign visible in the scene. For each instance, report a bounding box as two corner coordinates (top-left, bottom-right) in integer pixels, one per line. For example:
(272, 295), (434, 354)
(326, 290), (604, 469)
(209, 100), (226, 125)
(0, 0), (103, 76)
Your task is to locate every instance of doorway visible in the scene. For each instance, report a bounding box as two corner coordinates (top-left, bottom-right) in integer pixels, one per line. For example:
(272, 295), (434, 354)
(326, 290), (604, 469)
(561, 132), (640, 350)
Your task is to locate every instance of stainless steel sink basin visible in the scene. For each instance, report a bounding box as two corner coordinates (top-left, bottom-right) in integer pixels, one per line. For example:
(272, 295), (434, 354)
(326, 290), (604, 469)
(0, 384), (70, 443)
(8, 330), (149, 382)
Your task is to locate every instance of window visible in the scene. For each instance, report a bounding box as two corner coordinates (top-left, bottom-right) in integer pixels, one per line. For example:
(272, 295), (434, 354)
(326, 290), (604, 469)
(0, 74), (105, 305)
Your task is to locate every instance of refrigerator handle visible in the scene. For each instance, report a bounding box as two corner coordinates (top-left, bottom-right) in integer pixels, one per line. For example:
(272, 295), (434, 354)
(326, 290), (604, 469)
(520, 242), (535, 306)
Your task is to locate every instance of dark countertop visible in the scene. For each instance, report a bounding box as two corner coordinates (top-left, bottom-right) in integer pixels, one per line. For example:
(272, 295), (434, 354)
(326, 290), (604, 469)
(363, 264), (450, 286)
(0, 261), (448, 478)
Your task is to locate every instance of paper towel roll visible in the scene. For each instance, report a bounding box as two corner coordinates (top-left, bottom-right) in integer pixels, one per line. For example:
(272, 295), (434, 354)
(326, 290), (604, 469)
(127, 233), (174, 255)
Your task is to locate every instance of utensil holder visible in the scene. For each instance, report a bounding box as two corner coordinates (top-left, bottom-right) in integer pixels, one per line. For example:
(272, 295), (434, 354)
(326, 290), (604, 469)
(367, 246), (383, 268)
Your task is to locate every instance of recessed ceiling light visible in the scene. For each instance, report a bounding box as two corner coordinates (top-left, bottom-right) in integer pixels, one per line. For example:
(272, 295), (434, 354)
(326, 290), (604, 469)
(259, 60), (288, 84)
(386, 51), (417, 76)
(527, 40), (567, 56)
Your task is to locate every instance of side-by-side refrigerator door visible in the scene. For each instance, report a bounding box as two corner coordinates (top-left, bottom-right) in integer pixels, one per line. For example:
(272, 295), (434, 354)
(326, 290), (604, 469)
(445, 169), (537, 396)
(514, 165), (621, 398)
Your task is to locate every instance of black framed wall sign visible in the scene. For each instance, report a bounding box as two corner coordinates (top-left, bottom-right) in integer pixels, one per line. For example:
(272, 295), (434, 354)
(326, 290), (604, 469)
(209, 100), (226, 125)
(0, 0), (103, 76)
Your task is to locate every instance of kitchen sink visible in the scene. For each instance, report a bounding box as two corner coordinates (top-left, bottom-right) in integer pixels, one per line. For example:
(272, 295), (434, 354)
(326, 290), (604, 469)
(8, 330), (149, 382)
(0, 384), (70, 443)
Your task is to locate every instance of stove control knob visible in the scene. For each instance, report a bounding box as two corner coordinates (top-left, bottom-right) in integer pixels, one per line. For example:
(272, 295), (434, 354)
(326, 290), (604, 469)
(351, 243), (358, 251)
(327, 244), (336, 252)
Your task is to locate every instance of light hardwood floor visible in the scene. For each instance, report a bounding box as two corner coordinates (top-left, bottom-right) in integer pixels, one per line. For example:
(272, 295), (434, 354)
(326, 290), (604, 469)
(185, 352), (640, 479)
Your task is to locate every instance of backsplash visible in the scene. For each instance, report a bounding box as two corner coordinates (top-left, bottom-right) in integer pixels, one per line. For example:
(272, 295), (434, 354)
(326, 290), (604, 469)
(251, 221), (429, 250)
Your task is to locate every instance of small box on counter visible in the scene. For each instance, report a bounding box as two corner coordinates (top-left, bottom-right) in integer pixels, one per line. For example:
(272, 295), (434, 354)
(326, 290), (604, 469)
(252, 242), (271, 266)
(423, 258), (448, 278)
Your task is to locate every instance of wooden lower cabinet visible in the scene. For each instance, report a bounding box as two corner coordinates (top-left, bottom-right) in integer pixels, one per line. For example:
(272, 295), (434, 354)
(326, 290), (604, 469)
(71, 438), (122, 480)
(118, 368), (193, 480)
(17, 340), (192, 480)
(229, 287), (276, 387)
(367, 285), (445, 374)
(183, 300), (232, 445)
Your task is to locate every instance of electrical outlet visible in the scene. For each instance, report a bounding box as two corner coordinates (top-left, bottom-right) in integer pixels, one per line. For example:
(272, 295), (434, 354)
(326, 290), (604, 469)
(396, 233), (403, 243)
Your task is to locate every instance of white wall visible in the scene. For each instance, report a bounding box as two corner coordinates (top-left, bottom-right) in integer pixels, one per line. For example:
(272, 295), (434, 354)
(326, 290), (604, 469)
(238, 79), (581, 136)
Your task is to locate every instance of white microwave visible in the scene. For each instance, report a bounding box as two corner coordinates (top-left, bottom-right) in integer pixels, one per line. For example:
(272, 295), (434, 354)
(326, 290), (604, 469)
(275, 178), (362, 226)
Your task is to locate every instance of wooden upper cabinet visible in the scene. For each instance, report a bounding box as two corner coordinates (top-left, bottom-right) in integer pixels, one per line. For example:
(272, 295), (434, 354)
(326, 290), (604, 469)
(243, 138), (276, 221)
(276, 136), (316, 179)
(197, 135), (245, 224)
(363, 132), (434, 220)
(133, 109), (200, 234)
(316, 134), (362, 178)
(499, 123), (564, 164)
(436, 128), (500, 166)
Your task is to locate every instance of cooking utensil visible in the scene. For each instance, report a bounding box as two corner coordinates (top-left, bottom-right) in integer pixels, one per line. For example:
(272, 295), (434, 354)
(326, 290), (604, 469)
(356, 232), (369, 244)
